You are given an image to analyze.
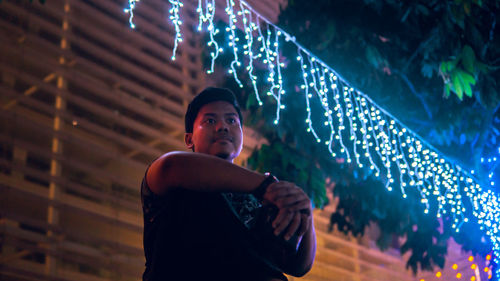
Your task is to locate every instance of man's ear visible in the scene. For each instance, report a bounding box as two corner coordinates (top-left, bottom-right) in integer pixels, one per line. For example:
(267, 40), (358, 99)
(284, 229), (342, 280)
(185, 133), (194, 150)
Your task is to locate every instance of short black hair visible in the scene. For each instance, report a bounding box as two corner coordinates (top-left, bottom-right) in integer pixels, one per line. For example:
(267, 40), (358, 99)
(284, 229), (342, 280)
(185, 87), (243, 133)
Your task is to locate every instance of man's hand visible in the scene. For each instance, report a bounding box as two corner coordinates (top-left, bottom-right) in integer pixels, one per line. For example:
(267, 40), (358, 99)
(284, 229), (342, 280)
(262, 181), (312, 241)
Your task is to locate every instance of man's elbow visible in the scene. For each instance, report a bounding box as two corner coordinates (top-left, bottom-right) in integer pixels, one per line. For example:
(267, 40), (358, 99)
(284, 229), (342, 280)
(286, 262), (313, 277)
(147, 151), (184, 194)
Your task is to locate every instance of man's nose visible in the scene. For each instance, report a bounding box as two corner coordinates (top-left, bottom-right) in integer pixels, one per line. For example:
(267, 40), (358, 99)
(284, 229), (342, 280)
(215, 120), (229, 132)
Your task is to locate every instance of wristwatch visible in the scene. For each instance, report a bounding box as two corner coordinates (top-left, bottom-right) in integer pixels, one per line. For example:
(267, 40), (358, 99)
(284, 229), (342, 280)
(252, 172), (278, 200)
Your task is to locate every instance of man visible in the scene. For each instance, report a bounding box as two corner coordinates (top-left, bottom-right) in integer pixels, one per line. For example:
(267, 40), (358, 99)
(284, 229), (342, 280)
(141, 87), (316, 281)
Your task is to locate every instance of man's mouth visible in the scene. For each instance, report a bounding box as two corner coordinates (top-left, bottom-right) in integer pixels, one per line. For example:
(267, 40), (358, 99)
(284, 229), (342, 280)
(214, 136), (232, 143)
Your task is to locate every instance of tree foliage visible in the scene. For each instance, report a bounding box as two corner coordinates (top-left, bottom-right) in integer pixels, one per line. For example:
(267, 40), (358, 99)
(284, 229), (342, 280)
(278, 0), (500, 177)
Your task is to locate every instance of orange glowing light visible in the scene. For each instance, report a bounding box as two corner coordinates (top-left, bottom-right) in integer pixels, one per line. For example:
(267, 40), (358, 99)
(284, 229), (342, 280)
(468, 256), (474, 262)
(436, 272), (442, 278)
(471, 264), (477, 270)
(453, 264), (459, 270)
(419, 279), (424, 281)
(486, 254), (492, 261)
(471, 277), (476, 281)
(456, 273), (462, 279)
(484, 267), (490, 272)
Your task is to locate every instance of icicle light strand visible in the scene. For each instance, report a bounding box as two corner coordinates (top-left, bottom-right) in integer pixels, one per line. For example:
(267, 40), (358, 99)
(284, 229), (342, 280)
(124, 0), (140, 29)
(168, 0), (184, 60)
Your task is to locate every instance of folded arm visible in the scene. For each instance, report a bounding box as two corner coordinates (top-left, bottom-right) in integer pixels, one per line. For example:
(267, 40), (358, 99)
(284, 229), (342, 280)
(146, 151), (267, 195)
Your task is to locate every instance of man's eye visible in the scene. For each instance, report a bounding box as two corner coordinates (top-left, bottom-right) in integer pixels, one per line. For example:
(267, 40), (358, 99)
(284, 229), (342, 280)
(205, 119), (216, 124)
(227, 118), (236, 124)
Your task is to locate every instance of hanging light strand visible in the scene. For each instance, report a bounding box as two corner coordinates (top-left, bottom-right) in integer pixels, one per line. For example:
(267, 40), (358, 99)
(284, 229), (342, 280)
(124, 0), (140, 29)
(168, 0), (183, 60)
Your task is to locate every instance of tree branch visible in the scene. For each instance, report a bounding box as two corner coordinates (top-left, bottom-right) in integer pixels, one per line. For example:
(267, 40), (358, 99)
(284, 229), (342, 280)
(480, 12), (496, 59)
(402, 28), (439, 72)
(392, 69), (433, 120)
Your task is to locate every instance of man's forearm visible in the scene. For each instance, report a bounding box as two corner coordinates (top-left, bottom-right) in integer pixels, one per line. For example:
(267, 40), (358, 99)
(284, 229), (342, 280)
(147, 151), (267, 195)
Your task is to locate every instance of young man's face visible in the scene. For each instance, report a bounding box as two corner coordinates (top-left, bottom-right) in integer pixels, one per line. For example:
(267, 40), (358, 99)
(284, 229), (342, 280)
(185, 101), (243, 162)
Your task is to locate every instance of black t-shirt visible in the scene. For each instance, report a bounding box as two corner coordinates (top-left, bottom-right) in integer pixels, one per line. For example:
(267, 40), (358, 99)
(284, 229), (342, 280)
(141, 174), (288, 281)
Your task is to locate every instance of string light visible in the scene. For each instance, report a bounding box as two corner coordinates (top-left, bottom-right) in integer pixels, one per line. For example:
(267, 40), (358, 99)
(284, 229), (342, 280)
(427, 253), (493, 280)
(480, 148), (499, 193)
(124, 0), (140, 29)
(168, 0), (183, 60)
(125, 1), (500, 278)
(200, 0), (221, 74)
(239, 1), (262, 106)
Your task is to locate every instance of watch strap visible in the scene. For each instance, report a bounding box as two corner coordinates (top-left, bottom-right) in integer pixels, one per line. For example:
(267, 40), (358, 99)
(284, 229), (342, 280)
(252, 172), (278, 200)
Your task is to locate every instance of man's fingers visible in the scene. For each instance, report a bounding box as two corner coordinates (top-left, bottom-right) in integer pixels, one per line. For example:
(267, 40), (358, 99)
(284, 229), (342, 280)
(290, 199), (312, 213)
(275, 195), (302, 208)
(296, 213), (310, 237)
(268, 182), (302, 194)
(263, 180), (312, 239)
(265, 182), (309, 208)
(284, 213), (301, 241)
(272, 208), (292, 228)
(273, 209), (294, 236)
(266, 187), (302, 202)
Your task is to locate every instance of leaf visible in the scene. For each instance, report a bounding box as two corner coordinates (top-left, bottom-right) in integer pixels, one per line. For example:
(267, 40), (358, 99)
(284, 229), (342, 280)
(460, 71), (476, 85)
(461, 45), (475, 73)
(439, 62), (446, 73)
(365, 45), (384, 69)
(444, 83), (451, 98)
(463, 80), (472, 98)
(452, 72), (464, 100)
(456, 70), (474, 98)
(440, 59), (458, 73)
